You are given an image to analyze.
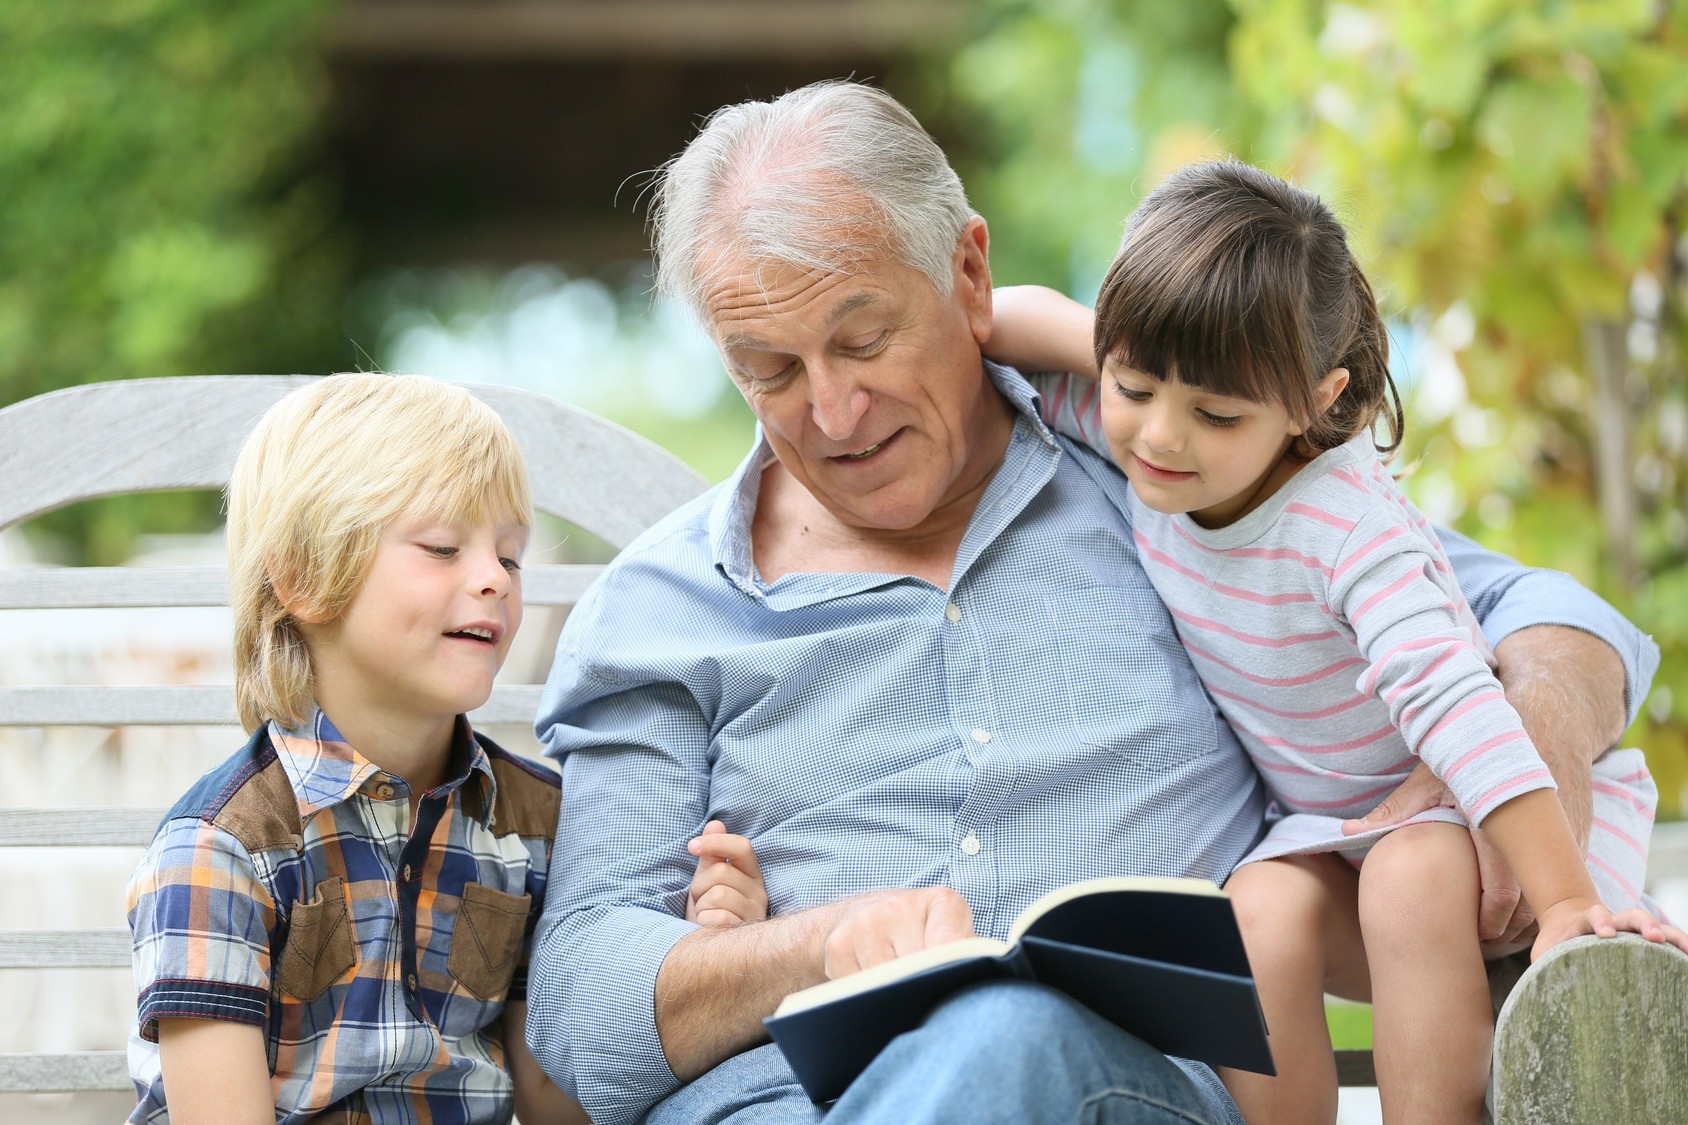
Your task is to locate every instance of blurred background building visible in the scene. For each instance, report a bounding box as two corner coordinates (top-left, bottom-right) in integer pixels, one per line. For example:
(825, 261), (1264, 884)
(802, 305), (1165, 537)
(3, 2), (1685, 1121)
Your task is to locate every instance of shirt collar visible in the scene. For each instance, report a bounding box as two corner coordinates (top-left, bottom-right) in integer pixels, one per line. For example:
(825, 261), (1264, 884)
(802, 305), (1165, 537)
(269, 706), (498, 829)
(705, 361), (1060, 596)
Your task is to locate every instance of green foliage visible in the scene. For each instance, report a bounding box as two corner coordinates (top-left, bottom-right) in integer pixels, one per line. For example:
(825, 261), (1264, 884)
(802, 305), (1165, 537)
(1, 0), (348, 562)
(949, 0), (1688, 815)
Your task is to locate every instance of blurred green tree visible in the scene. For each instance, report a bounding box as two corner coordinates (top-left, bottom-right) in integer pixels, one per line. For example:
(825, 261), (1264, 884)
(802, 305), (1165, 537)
(949, 0), (1687, 813)
(0, 0), (348, 563)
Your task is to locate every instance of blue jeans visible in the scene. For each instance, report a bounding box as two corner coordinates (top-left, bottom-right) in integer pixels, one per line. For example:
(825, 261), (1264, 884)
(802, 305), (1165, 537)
(646, 980), (1244, 1124)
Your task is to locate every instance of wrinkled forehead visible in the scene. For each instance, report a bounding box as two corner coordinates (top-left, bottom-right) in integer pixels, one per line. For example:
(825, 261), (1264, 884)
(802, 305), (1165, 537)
(700, 248), (933, 346)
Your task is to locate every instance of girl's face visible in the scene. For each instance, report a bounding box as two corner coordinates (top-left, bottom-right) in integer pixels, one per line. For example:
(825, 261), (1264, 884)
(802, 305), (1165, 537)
(1099, 360), (1304, 529)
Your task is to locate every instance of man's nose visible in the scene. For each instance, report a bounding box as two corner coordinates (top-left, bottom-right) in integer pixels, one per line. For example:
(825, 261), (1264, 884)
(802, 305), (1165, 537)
(808, 362), (870, 442)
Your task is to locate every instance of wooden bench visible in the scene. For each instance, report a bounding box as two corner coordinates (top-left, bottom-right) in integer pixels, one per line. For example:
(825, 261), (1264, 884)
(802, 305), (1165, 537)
(2, 376), (1684, 1122)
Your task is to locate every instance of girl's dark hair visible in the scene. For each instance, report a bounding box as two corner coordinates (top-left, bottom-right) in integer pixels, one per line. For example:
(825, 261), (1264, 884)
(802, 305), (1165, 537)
(1093, 160), (1403, 455)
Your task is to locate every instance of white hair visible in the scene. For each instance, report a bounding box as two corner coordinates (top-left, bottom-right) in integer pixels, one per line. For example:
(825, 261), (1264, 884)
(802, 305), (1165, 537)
(650, 80), (975, 321)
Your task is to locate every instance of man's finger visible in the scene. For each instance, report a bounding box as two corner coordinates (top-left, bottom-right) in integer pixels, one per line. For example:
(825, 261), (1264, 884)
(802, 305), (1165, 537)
(1342, 762), (1452, 835)
(695, 884), (761, 924)
(1470, 829), (1528, 943)
(922, 889), (976, 947)
(693, 864), (768, 907)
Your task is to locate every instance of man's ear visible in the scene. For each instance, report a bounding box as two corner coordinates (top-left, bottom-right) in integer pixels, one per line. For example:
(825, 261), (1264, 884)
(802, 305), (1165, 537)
(1316, 366), (1350, 414)
(954, 216), (993, 345)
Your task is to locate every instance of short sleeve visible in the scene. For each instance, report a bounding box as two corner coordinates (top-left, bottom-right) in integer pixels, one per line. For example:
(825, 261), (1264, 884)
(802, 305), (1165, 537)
(126, 816), (277, 1041)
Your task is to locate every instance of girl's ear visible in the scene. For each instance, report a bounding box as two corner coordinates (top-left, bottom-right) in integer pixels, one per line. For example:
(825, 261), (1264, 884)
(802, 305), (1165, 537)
(1316, 367), (1351, 415)
(267, 561), (327, 626)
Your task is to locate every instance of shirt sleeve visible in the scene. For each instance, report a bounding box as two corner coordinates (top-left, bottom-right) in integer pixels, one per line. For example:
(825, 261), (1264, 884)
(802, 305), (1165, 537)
(1026, 371), (1112, 456)
(526, 581), (709, 1125)
(1437, 524), (1660, 728)
(126, 816), (276, 1042)
(1330, 509), (1556, 825)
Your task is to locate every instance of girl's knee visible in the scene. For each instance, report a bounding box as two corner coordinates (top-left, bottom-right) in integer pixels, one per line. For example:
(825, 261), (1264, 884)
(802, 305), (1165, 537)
(1227, 858), (1344, 958)
(1358, 823), (1479, 940)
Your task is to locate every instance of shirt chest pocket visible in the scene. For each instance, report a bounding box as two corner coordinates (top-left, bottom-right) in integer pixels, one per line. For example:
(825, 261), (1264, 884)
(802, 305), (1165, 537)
(448, 881), (531, 1001)
(1041, 587), (1219, 769)
(275, 876), (358, 1001)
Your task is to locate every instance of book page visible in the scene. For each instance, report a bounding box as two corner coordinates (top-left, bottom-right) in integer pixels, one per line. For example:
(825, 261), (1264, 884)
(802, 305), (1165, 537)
(772, 936), (1010, 1016)
(1008, 876), (1225, 944)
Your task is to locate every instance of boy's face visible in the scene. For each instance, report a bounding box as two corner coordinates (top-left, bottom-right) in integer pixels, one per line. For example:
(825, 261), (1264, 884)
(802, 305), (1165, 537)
(305, 513), (528, 726)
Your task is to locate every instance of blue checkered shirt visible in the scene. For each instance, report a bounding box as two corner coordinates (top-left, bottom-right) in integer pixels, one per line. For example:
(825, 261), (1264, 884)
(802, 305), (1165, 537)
(527, 363), (1656, 1125)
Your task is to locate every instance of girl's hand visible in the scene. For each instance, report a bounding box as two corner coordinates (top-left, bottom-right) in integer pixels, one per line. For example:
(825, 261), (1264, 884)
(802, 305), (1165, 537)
(685, 820), (769, 926)
(1532, 897), (1688, 961)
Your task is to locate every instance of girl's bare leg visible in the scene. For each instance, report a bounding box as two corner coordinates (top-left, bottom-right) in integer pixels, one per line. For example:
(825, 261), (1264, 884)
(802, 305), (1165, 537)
(1358, 822), (1489, 1125)
(1220, 853), (1367, 1125)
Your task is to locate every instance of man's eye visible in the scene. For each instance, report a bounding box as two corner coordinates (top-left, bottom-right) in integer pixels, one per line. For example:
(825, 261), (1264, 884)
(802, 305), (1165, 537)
(1198, 410), (1241, 427)
(841, 332), (887, 355)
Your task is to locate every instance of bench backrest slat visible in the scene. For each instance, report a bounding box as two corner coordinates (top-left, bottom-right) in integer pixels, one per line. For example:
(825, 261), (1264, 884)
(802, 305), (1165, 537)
(0, 562), (605, 610)
(0, 808), (168, 846)
(0, 683), (546, 727)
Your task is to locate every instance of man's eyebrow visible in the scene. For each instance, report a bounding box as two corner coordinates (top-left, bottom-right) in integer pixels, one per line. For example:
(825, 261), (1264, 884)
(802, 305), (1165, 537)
(718, 293), (885, 353)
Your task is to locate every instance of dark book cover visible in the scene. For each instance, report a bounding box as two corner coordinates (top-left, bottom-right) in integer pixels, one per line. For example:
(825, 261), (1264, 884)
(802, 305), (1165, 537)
(764, 879), (1273, 1103)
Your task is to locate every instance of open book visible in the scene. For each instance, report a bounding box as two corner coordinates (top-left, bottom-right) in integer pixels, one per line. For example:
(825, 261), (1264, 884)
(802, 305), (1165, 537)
(764, 876), (1274, 1103)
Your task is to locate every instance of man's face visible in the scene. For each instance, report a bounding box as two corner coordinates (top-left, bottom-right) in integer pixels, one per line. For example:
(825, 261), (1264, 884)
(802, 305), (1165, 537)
(704, 219), (998, 533)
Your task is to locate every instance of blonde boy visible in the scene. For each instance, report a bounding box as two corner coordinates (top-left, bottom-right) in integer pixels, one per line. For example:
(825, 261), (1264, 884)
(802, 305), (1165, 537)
(126, 374), (585, 1124)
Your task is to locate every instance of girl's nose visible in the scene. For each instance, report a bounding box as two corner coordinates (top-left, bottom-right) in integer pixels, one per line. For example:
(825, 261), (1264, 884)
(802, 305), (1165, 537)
(1139, 405), (1183, 453)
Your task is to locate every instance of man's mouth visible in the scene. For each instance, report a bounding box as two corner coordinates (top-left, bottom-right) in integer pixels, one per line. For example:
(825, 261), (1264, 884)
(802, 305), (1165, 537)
(841, 441), (885, 460)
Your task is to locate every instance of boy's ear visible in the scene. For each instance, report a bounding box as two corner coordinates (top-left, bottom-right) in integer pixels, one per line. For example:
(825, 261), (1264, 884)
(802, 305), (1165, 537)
(266, 561), (327, 626)
(1316, 367), (1351, 414)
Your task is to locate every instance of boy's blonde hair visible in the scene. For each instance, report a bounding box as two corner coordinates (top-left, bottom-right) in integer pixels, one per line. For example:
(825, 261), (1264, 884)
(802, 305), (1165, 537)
(227, 374), (532, 731)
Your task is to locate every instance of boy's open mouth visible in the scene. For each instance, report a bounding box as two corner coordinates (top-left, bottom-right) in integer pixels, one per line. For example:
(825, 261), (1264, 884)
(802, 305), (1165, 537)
(444, 625), (500, 646)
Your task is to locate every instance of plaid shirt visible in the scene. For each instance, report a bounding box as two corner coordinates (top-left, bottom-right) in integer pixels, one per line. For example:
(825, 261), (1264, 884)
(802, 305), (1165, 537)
(127, 708), (560, 1124)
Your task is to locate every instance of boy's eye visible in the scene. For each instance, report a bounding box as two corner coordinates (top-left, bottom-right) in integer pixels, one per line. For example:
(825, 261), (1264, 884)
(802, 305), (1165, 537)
(499, 557), (522, 572)
(424, 544), (457, 558)
(1198, 410), (1241, 427)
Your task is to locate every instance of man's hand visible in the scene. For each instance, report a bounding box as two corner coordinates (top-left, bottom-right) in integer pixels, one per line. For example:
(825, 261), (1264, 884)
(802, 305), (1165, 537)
(1340, 759), (1456, 837)
(821, 887), (976, 979)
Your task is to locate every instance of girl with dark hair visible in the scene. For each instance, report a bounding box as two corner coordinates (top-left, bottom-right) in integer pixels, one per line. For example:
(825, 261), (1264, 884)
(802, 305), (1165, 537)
(987, 160), (1680, 1124)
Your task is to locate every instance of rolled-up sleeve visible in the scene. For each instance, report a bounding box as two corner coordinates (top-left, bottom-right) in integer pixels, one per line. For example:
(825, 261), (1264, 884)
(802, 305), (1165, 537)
(1439, 525), (1660, 727)
(527, 579), (716, 1125)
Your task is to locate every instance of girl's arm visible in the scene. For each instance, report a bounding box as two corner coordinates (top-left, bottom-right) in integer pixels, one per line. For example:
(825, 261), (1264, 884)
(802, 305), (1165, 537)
(156, 1018), (273, 1124)
(985, 286), (1098, 379)
(1330, 514), (1685, 957)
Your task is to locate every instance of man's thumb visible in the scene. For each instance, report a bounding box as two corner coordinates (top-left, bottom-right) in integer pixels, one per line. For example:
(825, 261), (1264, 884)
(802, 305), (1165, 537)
(1341, 800), (1396, 836)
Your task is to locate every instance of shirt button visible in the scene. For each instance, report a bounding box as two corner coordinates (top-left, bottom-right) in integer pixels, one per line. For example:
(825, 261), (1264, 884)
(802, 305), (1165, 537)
(406, 973), (418, 991)
(960, 832), (981, 856)
(401, 864), (412, 881)
(971, 728), (991, 744)
(945, 602), (962, 624)
(376, 784), (394, 800)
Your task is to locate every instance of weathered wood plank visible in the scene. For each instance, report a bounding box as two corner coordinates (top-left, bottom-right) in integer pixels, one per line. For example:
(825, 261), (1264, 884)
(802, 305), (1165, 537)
(0, 562), (601, 609)
(0, 929), (130, 968)
(0, 377), (704, 548)
(0, 1051), (130, 1093)
(0, 808), (167, 846)
(0, 684), (544, 727)
(1491, 933), (1688, 1122)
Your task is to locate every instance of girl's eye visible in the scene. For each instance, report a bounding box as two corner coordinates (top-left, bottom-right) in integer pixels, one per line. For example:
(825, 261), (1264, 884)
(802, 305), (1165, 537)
(1110, 382), (1151, 402)
(424, 544), (458, 558)
(499, 557), (522, 572)
(1198, 410), (1241, 427)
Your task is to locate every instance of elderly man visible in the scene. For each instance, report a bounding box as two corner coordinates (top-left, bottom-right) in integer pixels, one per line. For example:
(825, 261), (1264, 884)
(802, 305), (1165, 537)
(527, 82), (1655, 1124)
